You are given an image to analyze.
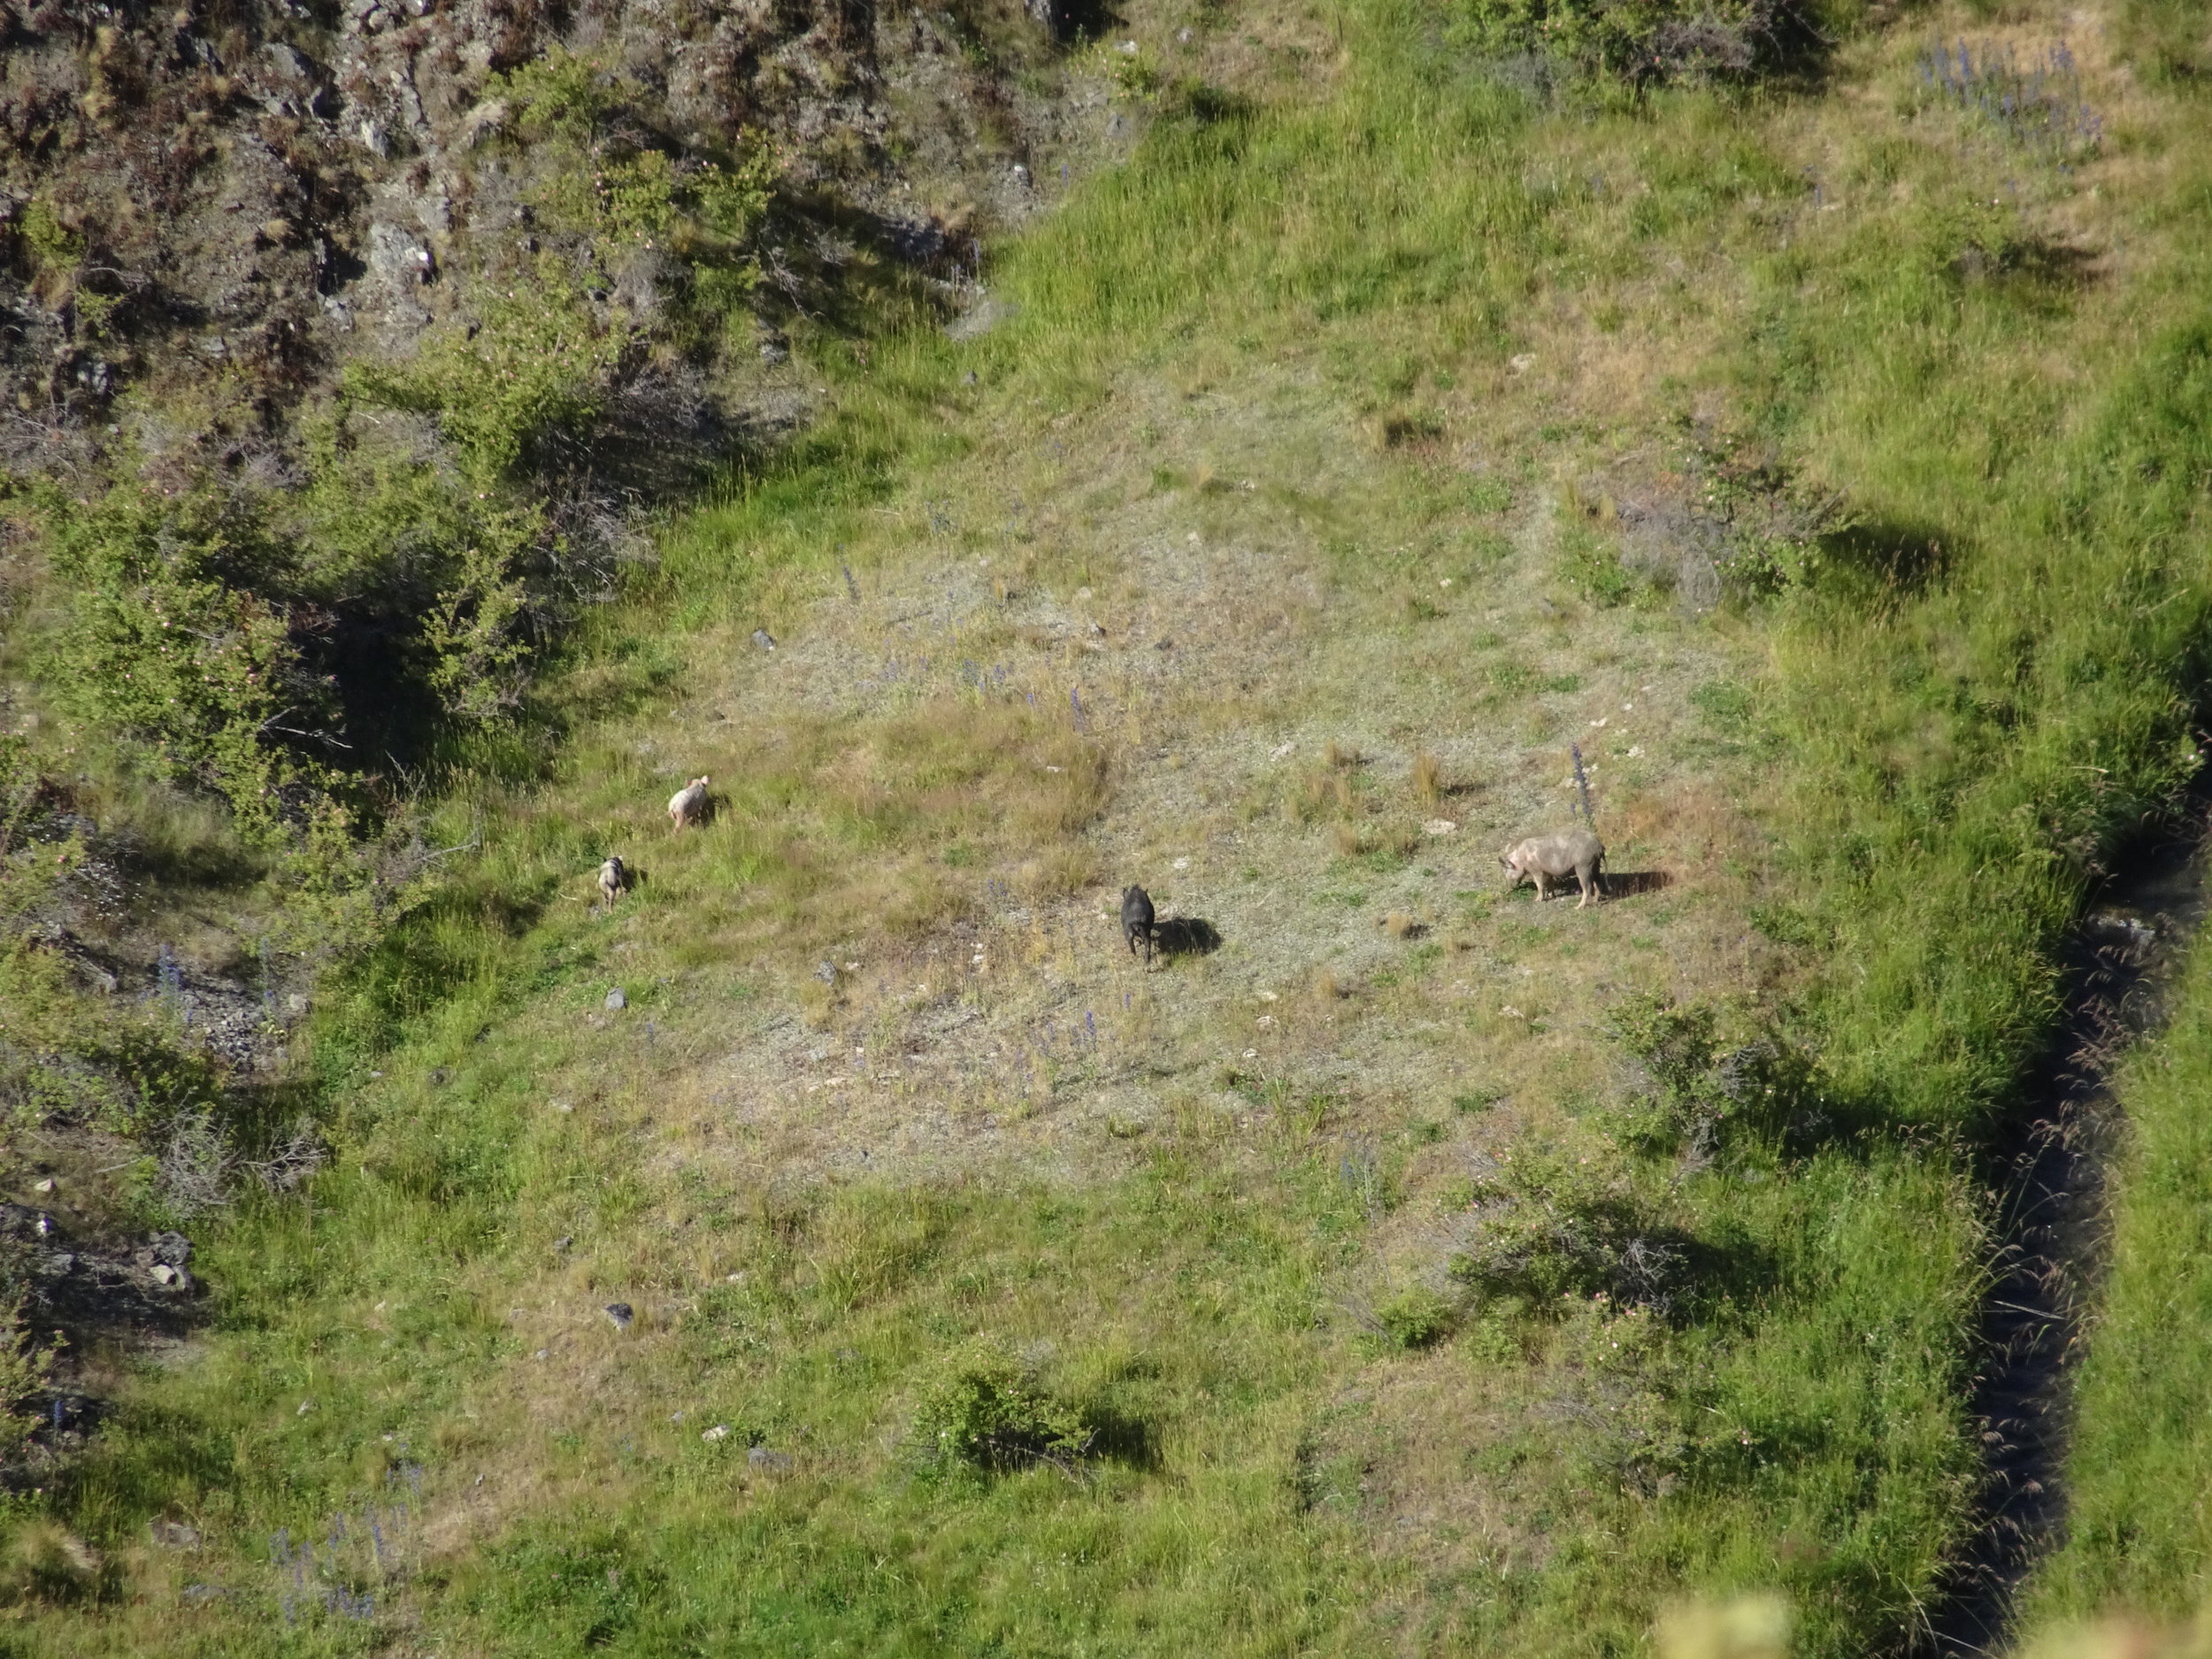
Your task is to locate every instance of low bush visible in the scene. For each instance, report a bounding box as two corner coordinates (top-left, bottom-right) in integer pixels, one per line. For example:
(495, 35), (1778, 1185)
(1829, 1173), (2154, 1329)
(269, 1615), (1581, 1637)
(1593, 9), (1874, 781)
(910, 1346), (1094, 1477)
(1446, 0), (1841, 84)
(1449, 1152), (1675, 1311)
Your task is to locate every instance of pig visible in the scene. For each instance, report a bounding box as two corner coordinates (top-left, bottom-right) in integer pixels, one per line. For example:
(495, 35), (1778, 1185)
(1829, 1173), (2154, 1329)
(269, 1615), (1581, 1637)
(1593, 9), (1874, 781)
(667, 777), (710, 831)
(597, 856), (630, 904)
(1121, 884), (1156, 964)
(1501, 827), (1606, 909)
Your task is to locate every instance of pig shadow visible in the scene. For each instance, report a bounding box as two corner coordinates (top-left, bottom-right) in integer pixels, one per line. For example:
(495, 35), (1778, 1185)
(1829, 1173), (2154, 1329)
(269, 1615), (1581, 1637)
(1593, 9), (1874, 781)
(1153, 918), (1223, 958)
(1603, 870), (1672, 899)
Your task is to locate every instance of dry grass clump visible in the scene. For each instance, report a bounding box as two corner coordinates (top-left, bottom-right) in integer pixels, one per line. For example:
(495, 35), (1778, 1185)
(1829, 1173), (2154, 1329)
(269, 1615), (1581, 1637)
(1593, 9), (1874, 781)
(1383, 910), (1425, 939)
(1325, 739), (1360, 769)
(1333, 823), (1367, 858)
(1411, 749), (1442, 808)
(1293, 767), (1357, 825)
(1310, 966), (1347, 1007)
(0, 1522), (102, 1606)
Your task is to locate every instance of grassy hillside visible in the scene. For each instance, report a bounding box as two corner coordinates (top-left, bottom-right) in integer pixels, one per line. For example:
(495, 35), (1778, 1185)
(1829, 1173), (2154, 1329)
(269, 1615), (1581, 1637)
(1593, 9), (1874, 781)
(10, 0), (2212, 1654)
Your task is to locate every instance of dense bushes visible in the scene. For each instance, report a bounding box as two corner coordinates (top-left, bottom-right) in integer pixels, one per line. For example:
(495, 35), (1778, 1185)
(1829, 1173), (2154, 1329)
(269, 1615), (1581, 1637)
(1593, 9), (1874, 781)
(1445, 0), (1848, 83)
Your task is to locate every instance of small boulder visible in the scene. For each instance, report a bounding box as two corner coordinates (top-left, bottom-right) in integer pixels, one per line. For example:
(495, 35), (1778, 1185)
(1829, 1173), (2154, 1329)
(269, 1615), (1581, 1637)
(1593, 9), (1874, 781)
(604, 987), (626, 1012)
(603, 1302), (634, 1331)
(748, 1445), (794, 1473)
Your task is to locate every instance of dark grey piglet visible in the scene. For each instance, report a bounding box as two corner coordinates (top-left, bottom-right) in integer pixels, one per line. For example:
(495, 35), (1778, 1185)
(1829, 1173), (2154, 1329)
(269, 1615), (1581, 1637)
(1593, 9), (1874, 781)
(1121, 885), (1156, 964)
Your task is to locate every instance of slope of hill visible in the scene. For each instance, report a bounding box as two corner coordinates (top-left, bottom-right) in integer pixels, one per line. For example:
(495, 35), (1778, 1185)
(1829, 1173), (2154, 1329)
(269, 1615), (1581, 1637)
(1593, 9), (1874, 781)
(7, 0), (2212, 1655)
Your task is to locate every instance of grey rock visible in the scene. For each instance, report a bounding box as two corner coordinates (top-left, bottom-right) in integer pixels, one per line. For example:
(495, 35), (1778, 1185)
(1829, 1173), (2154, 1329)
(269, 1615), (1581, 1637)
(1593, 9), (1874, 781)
(150, 1518), (202, 1550)
(150, 1232), (191, 1267)
(553, 1235), (573, 1253)
(751, 628), (777, 650)
(747, 1445), (794, 1473)
(603, 1302), (634, 1330)
(604, 987), (626, 1011)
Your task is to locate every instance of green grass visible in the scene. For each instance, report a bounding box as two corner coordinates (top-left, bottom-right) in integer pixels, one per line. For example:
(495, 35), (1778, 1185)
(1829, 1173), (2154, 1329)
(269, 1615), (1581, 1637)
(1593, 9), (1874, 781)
(2022, 928), (2212, 1629)
(16, 0), (2212, 1652)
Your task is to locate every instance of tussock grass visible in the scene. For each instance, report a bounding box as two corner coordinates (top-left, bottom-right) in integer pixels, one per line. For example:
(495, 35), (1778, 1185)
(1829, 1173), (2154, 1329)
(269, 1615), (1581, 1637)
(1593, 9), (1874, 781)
(1410, 749), (1443, 809)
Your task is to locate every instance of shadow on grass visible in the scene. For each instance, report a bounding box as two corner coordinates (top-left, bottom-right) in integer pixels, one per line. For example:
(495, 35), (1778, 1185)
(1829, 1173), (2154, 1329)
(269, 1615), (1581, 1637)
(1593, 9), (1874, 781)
(1604, 870), (1672, 899)
(1154, 917), (1223, 958)
(1817, 518), (1952, 595)
(1079, 1402), (1160, 1471)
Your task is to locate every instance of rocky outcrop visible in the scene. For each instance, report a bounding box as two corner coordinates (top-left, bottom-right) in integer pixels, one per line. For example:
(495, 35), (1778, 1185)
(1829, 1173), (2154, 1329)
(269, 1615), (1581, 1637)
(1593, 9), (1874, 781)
(0, 0), (1081, 480)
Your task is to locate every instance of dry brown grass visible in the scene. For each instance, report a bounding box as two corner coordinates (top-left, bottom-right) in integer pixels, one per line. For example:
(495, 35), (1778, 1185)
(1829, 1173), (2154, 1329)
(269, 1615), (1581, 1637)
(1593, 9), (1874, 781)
(1325, 739), (1360, 769)
(1411, 749), (1442, 809)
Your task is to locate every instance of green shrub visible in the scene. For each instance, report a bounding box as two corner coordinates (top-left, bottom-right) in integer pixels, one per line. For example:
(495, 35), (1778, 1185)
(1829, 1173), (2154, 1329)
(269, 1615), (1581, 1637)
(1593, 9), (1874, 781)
(1607, 994), (1822, 1156)
(40, 486), (343, 847)
(1445, 0), (1839, 83)
(1373, 1284), (1458, 1348)
(910, 1346), (1094, 1476)
(1449, 1153), (1653, 1309)
(1557, 522), (1640, 607)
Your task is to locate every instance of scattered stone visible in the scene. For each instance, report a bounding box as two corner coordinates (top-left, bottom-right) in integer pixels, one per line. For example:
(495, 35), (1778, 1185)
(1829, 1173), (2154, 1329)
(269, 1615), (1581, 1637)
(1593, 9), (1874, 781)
(32, 1178), (53, 1194)
(1425, 819), (1458, 837)
(534, 1349), (549, 1360)
(748, 1445), (794, 1473)
(603, 1302), (634, 1330)
(150, 1519), (202, 1550)
(604, 987), (626, 1011)
(286, 994), (311, 1015)
(1271, 741), (1297, 760)
(702, 1423), (732, 1442)
(296, 1399), (315, 1416)
(150, 1264), (180, 1287)
(553, 1235), (573, 1253)
(751, 628), (777, 650)
(816, 961), (838, 987)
